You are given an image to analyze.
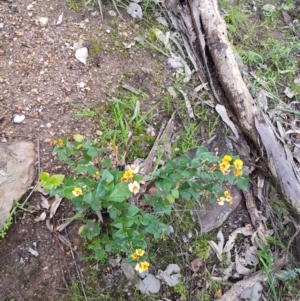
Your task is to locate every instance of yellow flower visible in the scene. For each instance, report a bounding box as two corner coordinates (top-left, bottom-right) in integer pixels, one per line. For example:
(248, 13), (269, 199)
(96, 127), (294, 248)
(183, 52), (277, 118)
(53, 139), (63, 146)
(219, 191), (233, 205)
(224, 190), (231, 198)
(93, 171), (100, 179)
(121, 169), (133, 182)
(161, 234), (167, 241)
(135, 249), (144, 257)
(128, 181), (140, 195)
(234, 169), (242, 177)
(126, 164), (140, 174)
(222, 155), (233, 162)
(131, 249), (144, 260)
(135, 261), (150, 273)
(234, 159), (243, 170)
(217, 197), (225, 206)
(72, 187), (83, 196)
(219, 161), (230, 173)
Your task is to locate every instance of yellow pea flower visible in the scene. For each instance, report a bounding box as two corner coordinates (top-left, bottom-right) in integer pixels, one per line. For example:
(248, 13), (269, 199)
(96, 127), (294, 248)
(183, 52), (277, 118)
(234, 159), (243, 170)
(234, 169), (242, 177)
(135, 261), (150, 273)
(217, 197), (225, 206)
(222, 155), (233, 162)
(121, 169), (134, 182)
(93, 171), (100, 179)
(219, 161), (230, 173)
(72, 187), (83, 196)
(53, 139), (63, 146)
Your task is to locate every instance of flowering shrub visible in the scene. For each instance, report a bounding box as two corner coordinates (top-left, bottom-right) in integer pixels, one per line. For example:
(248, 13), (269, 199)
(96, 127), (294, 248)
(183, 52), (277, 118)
(39, 136), (249, 272)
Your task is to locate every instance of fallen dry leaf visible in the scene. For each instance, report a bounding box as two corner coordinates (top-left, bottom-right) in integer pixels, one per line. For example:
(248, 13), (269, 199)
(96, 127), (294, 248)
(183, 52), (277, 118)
(191, 258), (202, 272)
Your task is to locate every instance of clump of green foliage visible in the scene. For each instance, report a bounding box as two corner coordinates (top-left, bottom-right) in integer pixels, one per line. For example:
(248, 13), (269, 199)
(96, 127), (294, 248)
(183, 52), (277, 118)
(39, 136), (248, 270)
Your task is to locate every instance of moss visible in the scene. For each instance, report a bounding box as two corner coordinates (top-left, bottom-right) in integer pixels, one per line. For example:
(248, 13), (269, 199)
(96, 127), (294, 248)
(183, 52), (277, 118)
(193, 236), (211, 260)
(174, 281), (187, 300)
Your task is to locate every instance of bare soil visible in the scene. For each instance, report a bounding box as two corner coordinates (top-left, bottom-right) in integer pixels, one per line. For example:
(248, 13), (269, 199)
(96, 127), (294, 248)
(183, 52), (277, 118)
(0, 1), (172, 300)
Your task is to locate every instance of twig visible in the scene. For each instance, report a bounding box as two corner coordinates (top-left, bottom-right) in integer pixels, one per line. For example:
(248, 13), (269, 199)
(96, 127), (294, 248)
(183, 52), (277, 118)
(65, 230), (88, 301)
(97, 0), (103, 21)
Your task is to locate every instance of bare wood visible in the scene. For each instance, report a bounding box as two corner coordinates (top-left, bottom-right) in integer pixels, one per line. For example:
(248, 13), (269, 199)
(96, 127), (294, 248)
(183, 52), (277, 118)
(189, 0), (300, 211)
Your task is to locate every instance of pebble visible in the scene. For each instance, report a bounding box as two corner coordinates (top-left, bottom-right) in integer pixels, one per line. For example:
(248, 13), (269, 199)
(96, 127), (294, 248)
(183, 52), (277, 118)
(13, 114), (25, 123)
(0, 23), (4, 29)
(38, 17), (49, 27)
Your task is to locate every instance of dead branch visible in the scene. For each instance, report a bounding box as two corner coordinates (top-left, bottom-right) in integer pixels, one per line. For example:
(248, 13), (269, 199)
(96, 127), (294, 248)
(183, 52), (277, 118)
(167, 0), (300, 212)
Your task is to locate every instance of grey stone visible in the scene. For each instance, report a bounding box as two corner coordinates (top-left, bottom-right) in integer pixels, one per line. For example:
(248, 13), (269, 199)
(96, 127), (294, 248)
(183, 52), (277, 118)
(192, 186), (242, 234)
(0, 141), (36, 230)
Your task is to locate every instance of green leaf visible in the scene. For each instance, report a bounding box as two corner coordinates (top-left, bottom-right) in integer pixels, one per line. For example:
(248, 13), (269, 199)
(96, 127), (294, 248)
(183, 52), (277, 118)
(40, 171), (49, 181)
(162, 178), (173, 189)
(83, 191), (94, 204)
(87, 165), (97, 176)
(80, 220), (100, 240)
(196, 146), (209, 156)
(225, 171), (235, 185)
(108, 206), (120, 220)
(182, 168), (196, 178)
(171, 189), (179, 199)
(76, 164), (89, 173)
(94, 248), (106, 261)
(102, 170), (114, 182)
(102, 158), (112, 168)
(111, 218), (123, 229)
(49, 174), (65, 187)
(166, 194), (175, 203)
(133, 174), (143, 182)
(126, 204), (140, 217)
(74, 134), (84, 142)
(169, 171), (183, 181)
(237, 176), (249, 191)
(91, 200), (102, 211)
(64, 186), (76, 199)
(95, 181), (109, 199)
(108, 182), (131, 202)
(178, 155), (191, 169)
(87, 147), (98, 157)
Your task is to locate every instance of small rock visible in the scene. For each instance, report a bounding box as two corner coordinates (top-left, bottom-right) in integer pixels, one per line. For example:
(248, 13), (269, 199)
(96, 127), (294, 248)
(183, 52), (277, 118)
(27, 4), (34, 10)
(108, 10), (117, 17)
(0, 23), (4, 29)
(75, 47), (88, 65)
(38, 17), (49, 27)
(13, 114), (25, 123)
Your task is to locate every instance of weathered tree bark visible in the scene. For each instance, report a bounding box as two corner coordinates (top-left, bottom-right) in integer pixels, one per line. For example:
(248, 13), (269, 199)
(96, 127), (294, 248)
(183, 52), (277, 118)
(167, 0), (300, 212)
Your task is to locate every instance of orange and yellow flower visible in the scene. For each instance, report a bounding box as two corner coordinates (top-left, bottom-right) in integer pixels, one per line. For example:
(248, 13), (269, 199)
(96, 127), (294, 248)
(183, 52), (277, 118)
(93, 171), (100, 179)
(219, 161), (230, 173)
(234, 169), (242, 177)
(53, 139), (63, 147)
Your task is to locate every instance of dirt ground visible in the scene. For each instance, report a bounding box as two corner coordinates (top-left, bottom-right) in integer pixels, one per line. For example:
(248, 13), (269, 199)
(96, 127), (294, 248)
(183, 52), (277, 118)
(0, 0), (173, 300)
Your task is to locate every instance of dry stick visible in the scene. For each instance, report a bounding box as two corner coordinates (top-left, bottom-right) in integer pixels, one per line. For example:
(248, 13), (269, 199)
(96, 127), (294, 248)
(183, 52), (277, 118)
(196, 0), (300, 211)
(65, 230), (88, 301)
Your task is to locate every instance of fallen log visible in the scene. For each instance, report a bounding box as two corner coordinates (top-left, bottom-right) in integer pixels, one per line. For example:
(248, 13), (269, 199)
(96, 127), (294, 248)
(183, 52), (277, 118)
(167, 0), (300, 212)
